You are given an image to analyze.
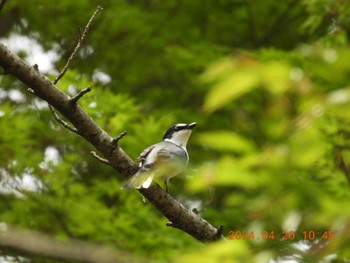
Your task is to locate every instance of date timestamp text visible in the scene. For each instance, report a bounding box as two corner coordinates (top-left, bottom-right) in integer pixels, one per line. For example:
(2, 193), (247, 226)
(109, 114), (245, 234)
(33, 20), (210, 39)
(228, 230), (334, 241)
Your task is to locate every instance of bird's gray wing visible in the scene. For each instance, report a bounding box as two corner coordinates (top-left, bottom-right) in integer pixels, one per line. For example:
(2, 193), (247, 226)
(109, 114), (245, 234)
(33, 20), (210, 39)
(122, 144), (158, 189)
(149, 143), (188, 174)
(122, 142), (186, 189)
(136, 144), (156, 165)
(138, 145), (172, 172)
(157, 143), (188, 162)
(156, 148), (173, 159)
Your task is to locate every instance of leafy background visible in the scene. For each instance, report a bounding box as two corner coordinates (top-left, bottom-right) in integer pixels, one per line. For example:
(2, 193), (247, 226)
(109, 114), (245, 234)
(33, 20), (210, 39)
(1, 0), (350, 262)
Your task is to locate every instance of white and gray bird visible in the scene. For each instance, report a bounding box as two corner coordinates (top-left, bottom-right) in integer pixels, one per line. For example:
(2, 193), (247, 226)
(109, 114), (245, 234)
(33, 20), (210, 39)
(122, 122), (196, 192)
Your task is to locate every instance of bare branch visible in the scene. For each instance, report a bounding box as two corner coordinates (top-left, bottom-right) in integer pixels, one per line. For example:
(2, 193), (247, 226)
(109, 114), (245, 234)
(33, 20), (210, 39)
(91, 151), (111, 166)
(0, 225), (144, 263)
(140, 185), (224, 242)
(49, 104), (79, 134)
(53, 6), (103, 85)
(48, 7), (101, 133)
(112, 131), (128, 146)
(0, 20), (223, 242)
(70, 86), (92, 104)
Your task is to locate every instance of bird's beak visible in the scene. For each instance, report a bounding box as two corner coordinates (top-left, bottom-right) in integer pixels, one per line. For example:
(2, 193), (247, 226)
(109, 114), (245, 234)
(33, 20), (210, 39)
(187, 122), (197, 129)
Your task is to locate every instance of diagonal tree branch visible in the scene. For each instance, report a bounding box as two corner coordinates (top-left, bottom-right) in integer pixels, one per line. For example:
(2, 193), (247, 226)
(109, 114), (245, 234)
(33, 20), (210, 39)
(0, 40), (223, 244)
(0, 224), (144, 263)
(0, 43), (137, 176)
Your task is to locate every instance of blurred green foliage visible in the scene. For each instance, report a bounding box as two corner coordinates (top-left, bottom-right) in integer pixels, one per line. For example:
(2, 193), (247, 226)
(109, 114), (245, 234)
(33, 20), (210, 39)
(1, 0), (350, 262)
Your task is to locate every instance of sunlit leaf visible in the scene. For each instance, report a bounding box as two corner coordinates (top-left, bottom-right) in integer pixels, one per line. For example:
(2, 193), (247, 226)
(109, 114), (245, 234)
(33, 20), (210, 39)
(199, 58), (235, 84)
(259, 61), (291, 95)
(203, 71), (259, 112)
(289, 124), (325, 168)
(196, 130), (255, 153)
(215, 157), (260, 188)
(179, 240), (251, 263)
(187, 157), (260, 192)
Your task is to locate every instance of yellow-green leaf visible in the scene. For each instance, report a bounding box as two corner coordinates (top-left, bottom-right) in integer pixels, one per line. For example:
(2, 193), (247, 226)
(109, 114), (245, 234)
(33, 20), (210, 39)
(199, 57), (235, 83)
(259, 61), (291, 95)
(196, 130), (255, 153)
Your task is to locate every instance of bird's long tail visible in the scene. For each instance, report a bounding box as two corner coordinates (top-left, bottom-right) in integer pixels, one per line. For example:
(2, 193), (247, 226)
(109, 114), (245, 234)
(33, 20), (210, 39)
(121, 171), (154, 189)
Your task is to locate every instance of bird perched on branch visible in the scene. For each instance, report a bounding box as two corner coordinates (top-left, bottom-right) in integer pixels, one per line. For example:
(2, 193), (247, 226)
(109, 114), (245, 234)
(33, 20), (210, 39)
(122, 122), (196, 192)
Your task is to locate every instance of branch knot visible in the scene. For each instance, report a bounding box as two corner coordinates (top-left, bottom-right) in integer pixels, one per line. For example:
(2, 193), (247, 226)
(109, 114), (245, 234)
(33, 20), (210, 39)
(69, 86), (92, 104)
(112, 131), (128, 146)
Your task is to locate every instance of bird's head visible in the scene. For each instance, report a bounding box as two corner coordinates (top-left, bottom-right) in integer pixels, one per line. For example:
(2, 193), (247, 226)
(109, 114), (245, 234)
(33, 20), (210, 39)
(163, 122), (196, 148)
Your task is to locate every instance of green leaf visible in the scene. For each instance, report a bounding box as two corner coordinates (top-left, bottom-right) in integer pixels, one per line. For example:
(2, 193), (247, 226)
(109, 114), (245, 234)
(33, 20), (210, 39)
(179, 240), (252, 263)
(187, 156), (260, 192)
(199, 58), (235, 84)
(215, 157), (260, 188)
(289, 124), (325, 168)
(195, 130), (255, 153)
(203, 71), (259, 112)
(259, 61), (291, 95)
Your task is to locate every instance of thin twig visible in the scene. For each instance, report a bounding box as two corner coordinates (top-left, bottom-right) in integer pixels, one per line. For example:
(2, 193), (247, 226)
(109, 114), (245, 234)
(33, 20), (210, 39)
(69, 86), (92, 104)
(78, 27), (83, 40)
(0, 0), (7, 13)
(91, 151), (111, 166)
(49, 6), (102, 133)
(49, 105), (79, 134)
(53, 5), (103, 85)
(112, 131), (128, 146)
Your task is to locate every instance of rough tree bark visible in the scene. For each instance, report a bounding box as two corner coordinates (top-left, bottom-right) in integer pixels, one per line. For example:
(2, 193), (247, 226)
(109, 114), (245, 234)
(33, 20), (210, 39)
(0, 13), (223, 252)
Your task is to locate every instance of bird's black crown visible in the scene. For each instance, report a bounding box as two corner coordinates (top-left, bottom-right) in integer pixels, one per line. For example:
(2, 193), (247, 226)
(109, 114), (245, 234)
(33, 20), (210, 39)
(163, 122), (196, 140)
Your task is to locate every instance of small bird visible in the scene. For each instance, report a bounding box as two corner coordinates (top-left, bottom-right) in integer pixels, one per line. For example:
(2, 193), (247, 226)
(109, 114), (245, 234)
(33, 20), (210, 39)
(122, 122), (196, 192)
